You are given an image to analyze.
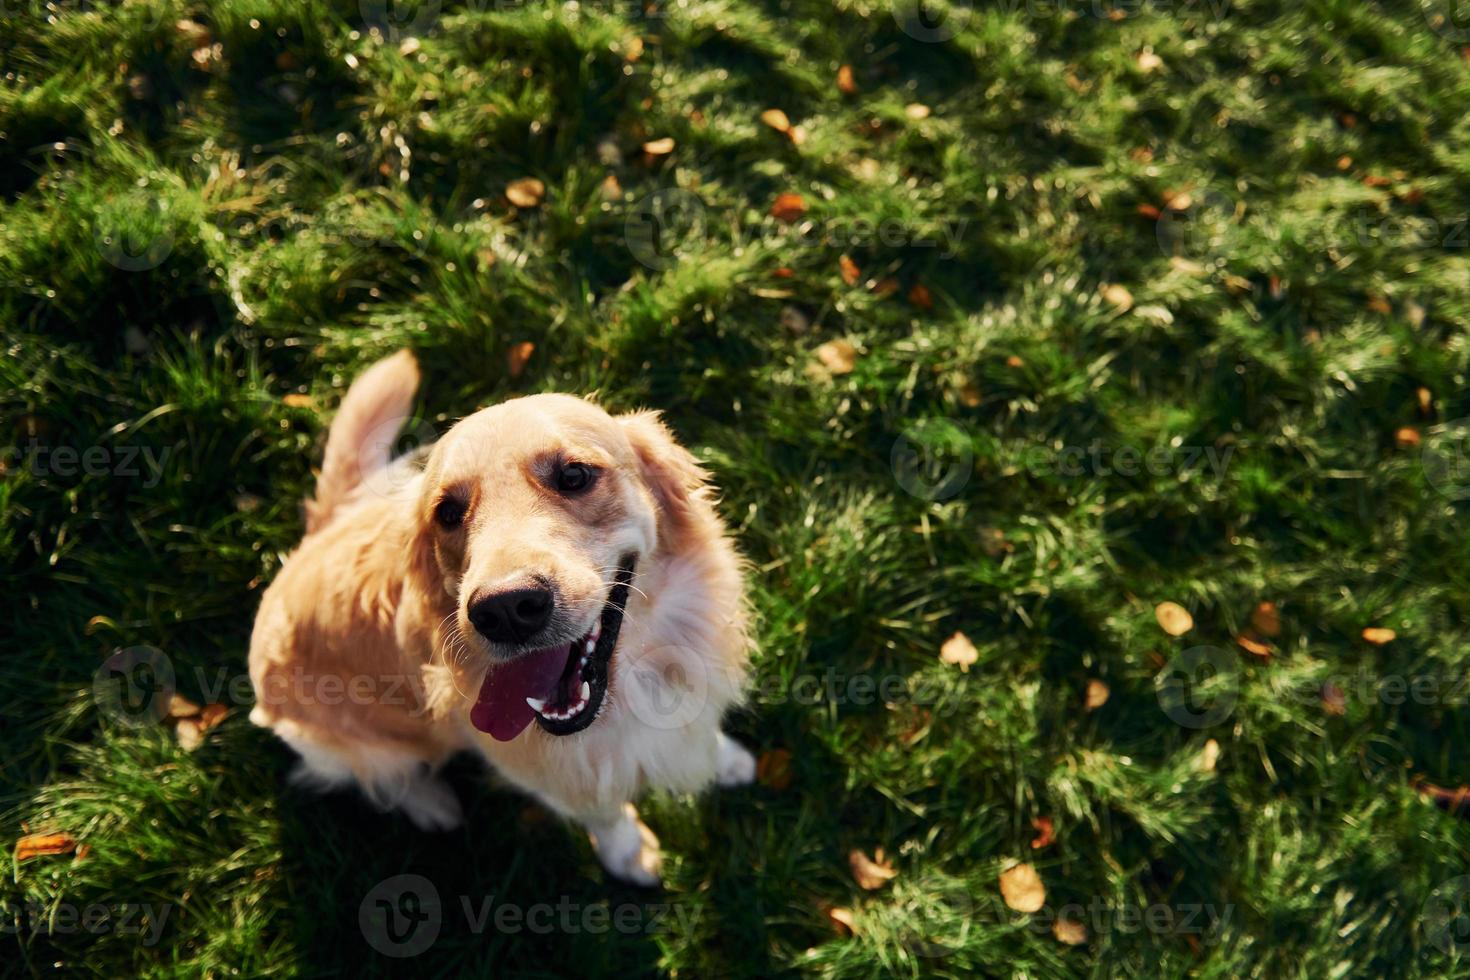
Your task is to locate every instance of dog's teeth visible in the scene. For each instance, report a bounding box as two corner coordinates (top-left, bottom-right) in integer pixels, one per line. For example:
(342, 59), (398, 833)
(586, 638), (596, 654)
(525, 696), (547, 713)
(579, 681), (590, 702)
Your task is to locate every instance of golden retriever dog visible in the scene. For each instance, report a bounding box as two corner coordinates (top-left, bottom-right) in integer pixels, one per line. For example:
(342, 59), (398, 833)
(248, 351), (754, 884)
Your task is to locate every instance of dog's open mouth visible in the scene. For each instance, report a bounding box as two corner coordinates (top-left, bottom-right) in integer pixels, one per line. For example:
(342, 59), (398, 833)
(469, 558), (636, 742)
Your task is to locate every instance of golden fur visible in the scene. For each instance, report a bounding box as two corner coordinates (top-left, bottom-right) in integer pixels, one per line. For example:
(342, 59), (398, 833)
(248, 351), (753, 884)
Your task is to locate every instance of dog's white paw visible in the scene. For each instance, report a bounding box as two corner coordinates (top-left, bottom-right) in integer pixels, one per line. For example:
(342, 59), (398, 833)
(399, 777), (464, 832)
(589, 804), (663, 887)
(715, 733), (756, 788)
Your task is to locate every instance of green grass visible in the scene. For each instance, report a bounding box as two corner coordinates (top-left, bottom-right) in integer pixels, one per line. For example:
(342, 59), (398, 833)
(6, 0), (1470, 975)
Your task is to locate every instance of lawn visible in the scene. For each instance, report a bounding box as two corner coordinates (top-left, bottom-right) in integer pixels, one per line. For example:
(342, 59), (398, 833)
(5, 0), (1470, 975)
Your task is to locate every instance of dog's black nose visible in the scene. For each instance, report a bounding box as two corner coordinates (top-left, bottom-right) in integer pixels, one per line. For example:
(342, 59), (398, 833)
(468, 586), (554, 643)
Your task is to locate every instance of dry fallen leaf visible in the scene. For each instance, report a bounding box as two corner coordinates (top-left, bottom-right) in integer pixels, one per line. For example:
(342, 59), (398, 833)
(1005, 355), (1024, 369)
(1084, 678), (1110, 711)
(85, 614), (116, 635)
(176, 718), (204, 752)
(1395, 426), (1422, 448)
(757, 748), (793, 790)
(1250, 601), (1281, 638)
(908, 283), (934, 310)
(870, 277), (899, 299)
(940, 631), (978, 672)
(1053, 917), (1088, 945)
(849, 848), (898, 890)
(1101, 283), (1134, 312)
(904, 103), (931, 120)
(1413, 777), (1470, 818)
(899, 707), (932, 746)
(1030, 816), (1055, 850)
(199, 703), (228, 730)
(16, 831), (77, 863)
(166, 693), (202, 719)
(1136, 48), (1164, 73)
(622, 36), (644, 62)
(1197, 738), (1221, 772)
(282, 393), (314, 409)
(1155, 601), (1194, 636)
(815, 339), (857, 375)
(838, 254), (861, 286)
(958, 382), (982, 408)
(1321, 682), (1346, 716)
(779, 305), (810, 335)
(770, 192), (808, 223)
(979, 527), (1010, 556)
(174, 18), (211, 46)
(998, 862), (1046, 913)
(599, 173), (623, 202)
(1367, 295), (1392, 314)
(1236, 634), (1272, 657)
(1418, 387), (1434, 415)
(827, 906), (858, 935)
(760, 108), (792, 133)
(507, 341), (535, 379)
(642, 137), (676, 156)
(837, 64), (857, 95)
(505, 177), (546, 208)
(1362, 627), (1396, 645)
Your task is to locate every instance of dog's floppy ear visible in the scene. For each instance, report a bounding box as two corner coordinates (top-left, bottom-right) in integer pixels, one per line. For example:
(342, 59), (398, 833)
(619, 410), (708, 544)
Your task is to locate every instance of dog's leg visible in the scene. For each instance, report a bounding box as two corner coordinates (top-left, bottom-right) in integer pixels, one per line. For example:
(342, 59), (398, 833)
(274, 724), (463, 832)
(583, 803), (663, 887)
(388, 767), (464, 833)
(715, 731), (756, 787)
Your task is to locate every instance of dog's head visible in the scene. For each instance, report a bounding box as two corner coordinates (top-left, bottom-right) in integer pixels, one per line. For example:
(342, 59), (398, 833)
(411, 394), (705, 741)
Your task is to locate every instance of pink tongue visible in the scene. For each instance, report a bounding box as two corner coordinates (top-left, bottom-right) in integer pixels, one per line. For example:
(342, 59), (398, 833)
(470, 645), (570, 741)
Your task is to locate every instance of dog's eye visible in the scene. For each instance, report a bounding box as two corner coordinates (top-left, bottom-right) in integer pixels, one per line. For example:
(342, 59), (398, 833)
(434, 497), (466, 529)
(554, 462), (595, 495)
